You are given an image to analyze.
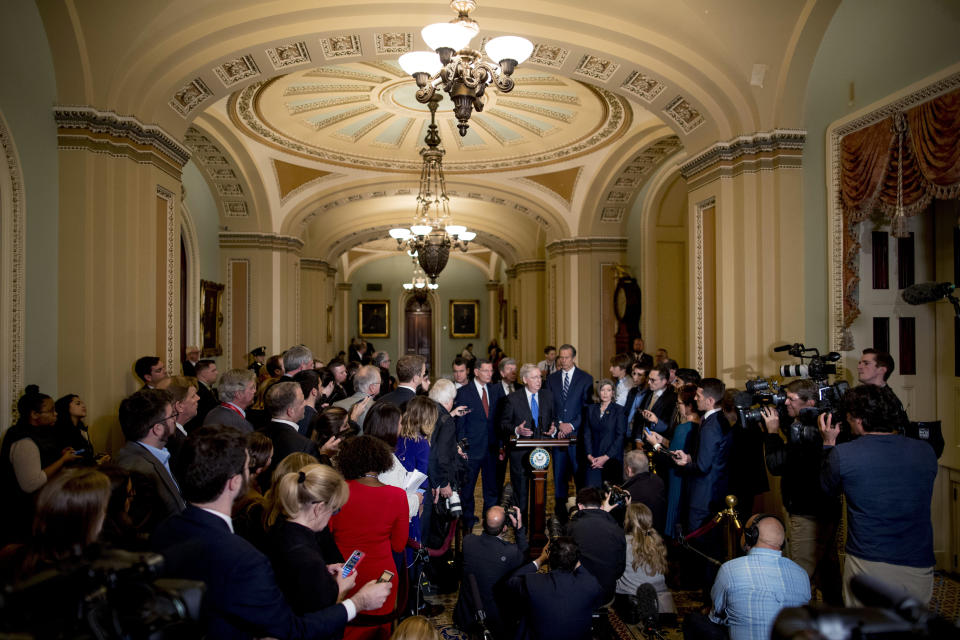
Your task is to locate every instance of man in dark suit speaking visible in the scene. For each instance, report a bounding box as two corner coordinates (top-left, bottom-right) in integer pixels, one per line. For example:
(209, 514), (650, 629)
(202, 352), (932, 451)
(500, 363), (556, 517)
(153, 425), (390, 639)
(455, 358), (505, 532)
(545, 344), (593, 521)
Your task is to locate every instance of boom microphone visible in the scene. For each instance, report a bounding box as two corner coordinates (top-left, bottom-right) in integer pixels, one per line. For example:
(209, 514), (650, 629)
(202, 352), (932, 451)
(773, 344), (795, 353)
(901, 282), (956, 305)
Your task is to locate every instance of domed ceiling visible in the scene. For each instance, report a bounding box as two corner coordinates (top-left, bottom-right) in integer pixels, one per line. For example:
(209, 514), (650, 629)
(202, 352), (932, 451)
(229, 60), (632, 173)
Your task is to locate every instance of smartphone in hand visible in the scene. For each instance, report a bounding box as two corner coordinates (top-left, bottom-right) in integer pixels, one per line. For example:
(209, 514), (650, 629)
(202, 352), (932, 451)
(342, 550), (365, 578)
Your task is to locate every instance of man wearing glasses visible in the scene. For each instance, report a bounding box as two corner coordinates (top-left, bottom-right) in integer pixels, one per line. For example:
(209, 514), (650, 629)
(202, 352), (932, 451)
(115, 388), (186, 535)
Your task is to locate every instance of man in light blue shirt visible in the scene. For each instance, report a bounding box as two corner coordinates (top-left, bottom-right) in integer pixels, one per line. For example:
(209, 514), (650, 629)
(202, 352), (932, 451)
(683, 513), (810, 640)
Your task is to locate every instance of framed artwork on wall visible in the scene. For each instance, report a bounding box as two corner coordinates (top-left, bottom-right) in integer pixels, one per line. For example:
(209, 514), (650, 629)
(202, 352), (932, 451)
(450, 300), (479, 338)
(200, 279), (225, 357)
(358, 300), (389, 338)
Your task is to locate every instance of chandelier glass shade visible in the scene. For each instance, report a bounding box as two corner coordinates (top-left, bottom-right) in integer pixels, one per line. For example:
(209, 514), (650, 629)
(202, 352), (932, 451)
(390, 95), (474, 283)
(402, 253), (438, 302)
(398, 0), (533, 136)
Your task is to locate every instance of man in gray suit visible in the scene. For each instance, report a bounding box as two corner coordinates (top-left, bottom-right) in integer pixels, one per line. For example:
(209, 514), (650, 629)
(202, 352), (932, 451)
(115, 388), (186, 534)
(203, 368), (256, 432)
(333, 364), (380, 429)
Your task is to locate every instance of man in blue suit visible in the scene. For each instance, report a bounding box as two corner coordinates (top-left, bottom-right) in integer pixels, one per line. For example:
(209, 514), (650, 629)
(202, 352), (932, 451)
(674, 377), (733, 529)
(545, 344), (594, 521)
(152, 424), (390, 639)
(455, 358), (505, 532)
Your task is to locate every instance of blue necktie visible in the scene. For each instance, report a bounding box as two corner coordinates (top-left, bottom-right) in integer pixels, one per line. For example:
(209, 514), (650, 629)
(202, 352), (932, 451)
(628, 393), (642, 425)
(530, 393), (539, 429)
(562, 371), (570, 401)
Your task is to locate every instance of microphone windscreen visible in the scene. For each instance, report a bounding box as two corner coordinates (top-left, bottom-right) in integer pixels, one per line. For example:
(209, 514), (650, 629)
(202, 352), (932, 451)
(636, 583), (659, 620)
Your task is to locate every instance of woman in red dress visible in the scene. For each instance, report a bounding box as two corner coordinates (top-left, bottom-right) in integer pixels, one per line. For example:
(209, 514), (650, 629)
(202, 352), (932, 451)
(330, 435), (409, 640)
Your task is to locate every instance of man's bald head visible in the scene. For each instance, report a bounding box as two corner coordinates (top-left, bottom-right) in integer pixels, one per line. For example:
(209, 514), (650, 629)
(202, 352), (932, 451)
(483, 506), (507, 536)
(744, 513), (785, 550)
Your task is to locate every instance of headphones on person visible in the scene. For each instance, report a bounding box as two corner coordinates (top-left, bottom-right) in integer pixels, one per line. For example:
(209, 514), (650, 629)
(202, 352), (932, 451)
(742, 513), (786, 550)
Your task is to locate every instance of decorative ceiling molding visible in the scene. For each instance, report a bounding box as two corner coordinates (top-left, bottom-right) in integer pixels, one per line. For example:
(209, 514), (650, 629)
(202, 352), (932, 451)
(598, 136), (682, 223)
(54, 106), (190, 178)
(679, 129), (806, 189)
(183, 126), (251, 217)
(266, 42), (311, 70)
(546, 236), (628, 256)
(520, 166), (583, 207)
(271, 158), (334, 202)
(219, 231), (304, 253)
(663, 95), (705, 134)
(300, 257), (337, 276)
(169, 78), (214, 118)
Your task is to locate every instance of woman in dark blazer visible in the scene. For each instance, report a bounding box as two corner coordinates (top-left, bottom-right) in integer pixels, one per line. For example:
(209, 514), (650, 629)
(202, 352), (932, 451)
(582, 379), (627, 487)
(266, 463), (390, 633)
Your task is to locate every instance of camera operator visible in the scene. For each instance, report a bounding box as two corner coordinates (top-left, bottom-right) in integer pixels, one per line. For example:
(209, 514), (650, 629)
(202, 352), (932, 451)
(453, 505), (528, 639)
(761, 379), (842, 605)
(565, 487), (627, 604)
(857, 348), (909, 433)
(506, 537), (605, 640)
(820, 384), (937, 607)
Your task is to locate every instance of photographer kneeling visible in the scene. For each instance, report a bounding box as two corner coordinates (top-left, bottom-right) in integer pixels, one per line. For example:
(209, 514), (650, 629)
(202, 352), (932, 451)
(820, 384), (938, 607)
(453, 505), (528, 639)
(760, 379), (842, 605)
(566, 487), (627, 604)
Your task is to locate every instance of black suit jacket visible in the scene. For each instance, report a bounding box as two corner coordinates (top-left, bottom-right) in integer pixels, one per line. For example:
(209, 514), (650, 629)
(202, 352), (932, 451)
(153, 506), (347, 640)
(565, 508), (627, 603)
(499, 387), (556, 441)
(203, 405), (254, 433)
(375, 386), (417, 412)
(186, 382), (218, 433)
(621, 472), (666, 533)
(429, 404), (460, 490)
(507, 562), (604, 640)
(182, 360), (199, 377)
(266, 519), (342, 621)
(454, 529), (530, 637)
(260, 421), (320, 491)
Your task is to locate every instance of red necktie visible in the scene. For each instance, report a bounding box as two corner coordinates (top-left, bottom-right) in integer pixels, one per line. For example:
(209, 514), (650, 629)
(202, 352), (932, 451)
(481, 387), (489, 417)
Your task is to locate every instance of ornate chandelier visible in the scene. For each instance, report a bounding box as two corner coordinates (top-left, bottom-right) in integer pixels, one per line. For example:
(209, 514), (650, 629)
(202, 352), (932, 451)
(402, 253), (438, 303)
(390, 95), (475, 283)
(398, 0), (534, 136)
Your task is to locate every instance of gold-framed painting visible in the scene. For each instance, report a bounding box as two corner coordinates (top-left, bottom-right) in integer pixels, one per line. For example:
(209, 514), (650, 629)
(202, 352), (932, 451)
(200, 279), (225, 357)
(450, 300), (479, 338)
(358, 300), (389, 338)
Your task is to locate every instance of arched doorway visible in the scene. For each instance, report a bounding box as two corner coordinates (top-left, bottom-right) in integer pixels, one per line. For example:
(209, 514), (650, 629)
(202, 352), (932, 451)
(404, 297), (432, 375)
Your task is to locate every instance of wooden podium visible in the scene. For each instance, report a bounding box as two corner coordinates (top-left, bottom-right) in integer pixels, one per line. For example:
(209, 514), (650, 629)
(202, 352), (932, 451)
(510, 436), (576, 555)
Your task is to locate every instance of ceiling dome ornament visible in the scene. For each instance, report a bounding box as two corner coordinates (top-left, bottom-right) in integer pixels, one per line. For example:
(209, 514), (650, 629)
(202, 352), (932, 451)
(398, 0), (533, 136)
(390, 95), (474, 283)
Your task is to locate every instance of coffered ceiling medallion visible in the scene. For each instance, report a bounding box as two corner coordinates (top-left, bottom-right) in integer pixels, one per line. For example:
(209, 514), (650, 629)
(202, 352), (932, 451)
(230, 61), (631, 174)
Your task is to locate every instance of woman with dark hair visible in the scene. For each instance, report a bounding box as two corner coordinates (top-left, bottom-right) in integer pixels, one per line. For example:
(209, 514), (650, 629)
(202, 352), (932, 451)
(53, 394), (95, 460)
(0, 386), (83, 543)
(97, 463), (146, 550)
(582, 379), (627, 487)
(364, 402), (421, 519)
(645, 384), (701, 533)
(330, 436), (408, 640)
(3, 467), (111, 583)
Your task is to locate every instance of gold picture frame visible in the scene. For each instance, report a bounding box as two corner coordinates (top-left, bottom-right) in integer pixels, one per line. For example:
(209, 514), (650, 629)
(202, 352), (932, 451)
(200, 279), (225, 357)
(358, 300), (389, 338)
(450, 300), (479, 338)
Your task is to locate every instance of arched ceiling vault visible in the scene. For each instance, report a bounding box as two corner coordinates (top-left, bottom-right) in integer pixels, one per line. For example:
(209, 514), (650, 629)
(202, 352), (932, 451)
(38, 1), (841, 154)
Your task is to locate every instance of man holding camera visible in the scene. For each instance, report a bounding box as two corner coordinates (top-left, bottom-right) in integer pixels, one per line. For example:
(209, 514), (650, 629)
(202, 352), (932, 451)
(454, 505), (529, 638)
(761, 379), (842, 605)
(820, 384), (938, 607)
(565, 487), (627, 604)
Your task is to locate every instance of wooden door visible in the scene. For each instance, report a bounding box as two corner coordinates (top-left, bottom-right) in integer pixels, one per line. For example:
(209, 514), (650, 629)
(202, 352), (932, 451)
(405, 297), (432, 375)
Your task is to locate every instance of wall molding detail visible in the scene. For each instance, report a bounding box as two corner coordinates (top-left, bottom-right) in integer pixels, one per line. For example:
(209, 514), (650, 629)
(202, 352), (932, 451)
(219, 231), (305, 253)
(301, 257), (336, 275)
(545, 236), (628, 256)
(679, 129), (805, 189)
(157, 186), (178, 372)
(180, 202), (202, 347)
(0, 111), (25, 431)
(513, 259), (546, 274)
(693, 196), (715, 376)
(54, 106), (190, 178)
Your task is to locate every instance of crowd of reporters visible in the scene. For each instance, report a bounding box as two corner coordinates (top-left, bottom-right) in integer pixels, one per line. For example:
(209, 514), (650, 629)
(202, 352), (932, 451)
(0, 337), (944, 640)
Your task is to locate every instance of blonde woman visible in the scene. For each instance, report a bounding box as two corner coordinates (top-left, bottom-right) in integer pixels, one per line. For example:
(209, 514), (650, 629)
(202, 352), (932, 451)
(266, 463), (391, 621)
(615, 503), (675, 616)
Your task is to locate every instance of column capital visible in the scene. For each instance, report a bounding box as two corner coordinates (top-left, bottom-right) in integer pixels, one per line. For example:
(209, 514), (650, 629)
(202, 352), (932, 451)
(219, 232), (304, 254)
(486, 280), (501, 292)
(336, 282), (353, 292)
(505, 267), (517, 279)
(513, 259), (546, 274)
(680, 129), (806, 189)
(301, 258), (332, 272)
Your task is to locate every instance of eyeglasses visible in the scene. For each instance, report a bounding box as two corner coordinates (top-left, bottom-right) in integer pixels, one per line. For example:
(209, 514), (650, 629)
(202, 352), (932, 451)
(151, 410), (179, 428)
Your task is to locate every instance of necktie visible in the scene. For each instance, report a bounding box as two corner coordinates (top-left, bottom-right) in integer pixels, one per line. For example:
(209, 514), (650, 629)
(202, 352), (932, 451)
(628, 393), (642, 425)
(481, 386), (489, 417)
(562, 371), (570, 400)
(530, 393), (539, 430)
(644, 390), (655, 411)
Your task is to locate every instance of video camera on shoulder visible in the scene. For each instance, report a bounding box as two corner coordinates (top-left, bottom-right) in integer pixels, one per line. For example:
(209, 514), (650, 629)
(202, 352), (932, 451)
(734, 378), (787, 430)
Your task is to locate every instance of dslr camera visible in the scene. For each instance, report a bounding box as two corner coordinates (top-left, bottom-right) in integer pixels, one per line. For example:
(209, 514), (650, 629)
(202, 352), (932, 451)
(603, 481), (631, 510)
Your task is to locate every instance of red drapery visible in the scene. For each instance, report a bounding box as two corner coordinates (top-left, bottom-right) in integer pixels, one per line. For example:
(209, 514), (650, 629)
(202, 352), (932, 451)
(840, 87), (960, 330)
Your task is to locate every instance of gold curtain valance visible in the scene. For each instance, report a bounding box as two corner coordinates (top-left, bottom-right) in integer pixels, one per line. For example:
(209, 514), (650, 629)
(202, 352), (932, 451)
(840, 87), (960, 330)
